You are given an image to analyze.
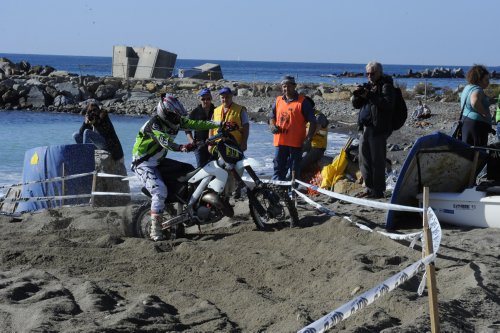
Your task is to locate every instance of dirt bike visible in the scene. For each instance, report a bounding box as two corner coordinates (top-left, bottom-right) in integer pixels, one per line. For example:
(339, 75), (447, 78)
(129, 124), (299, 240)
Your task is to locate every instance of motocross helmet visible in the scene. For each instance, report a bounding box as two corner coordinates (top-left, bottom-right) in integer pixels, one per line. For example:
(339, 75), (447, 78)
(157, 94), (187, 124)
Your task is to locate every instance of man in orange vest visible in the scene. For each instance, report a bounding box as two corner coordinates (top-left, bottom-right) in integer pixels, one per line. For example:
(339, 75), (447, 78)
(269, 75), (317, 181)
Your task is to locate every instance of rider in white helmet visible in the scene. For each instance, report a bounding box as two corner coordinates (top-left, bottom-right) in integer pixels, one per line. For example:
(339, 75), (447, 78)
(132, 94), (234, 241)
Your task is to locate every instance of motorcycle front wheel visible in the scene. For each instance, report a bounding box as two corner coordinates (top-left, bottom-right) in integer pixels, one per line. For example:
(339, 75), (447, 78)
(130, 201), (185, 240)
(249, 186), (299, 230)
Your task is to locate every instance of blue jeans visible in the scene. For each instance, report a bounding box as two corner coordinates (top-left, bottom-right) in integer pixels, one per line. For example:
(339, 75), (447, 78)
(73, 129), (106, 149)
(272, 145), (303, 181)
(194, 146), (212, 168)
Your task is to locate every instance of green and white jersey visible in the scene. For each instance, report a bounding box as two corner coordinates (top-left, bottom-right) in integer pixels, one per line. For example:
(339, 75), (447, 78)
(132, 115), (220, 167)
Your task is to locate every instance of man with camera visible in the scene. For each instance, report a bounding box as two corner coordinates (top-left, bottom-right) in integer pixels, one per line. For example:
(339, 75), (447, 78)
(351, 61), (395, 199)
(73, 101), (124, 162)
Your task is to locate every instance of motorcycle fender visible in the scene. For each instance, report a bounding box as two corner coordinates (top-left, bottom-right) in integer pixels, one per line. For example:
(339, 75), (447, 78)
(208, 175), (228, 193)
(236, 157), (261, 189)
(238, 157), (261, 169)
(188, 161), (228, 193)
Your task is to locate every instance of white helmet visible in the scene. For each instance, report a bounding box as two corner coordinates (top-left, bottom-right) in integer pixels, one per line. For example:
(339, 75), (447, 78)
(157, 94), (187, 122)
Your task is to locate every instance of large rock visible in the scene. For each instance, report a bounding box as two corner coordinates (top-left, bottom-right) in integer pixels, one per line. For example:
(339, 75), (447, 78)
(12, 83), (29, 97)
(40, 65), (56, 76)
(55, 81), (81, 101)
(0, 60), (16, 76)
(27, 86), (50, 107)
(79, 86), (93, 101)
(53, 94), (74, 107)
(128, 90), (154, 101)
(1, 89), (19, 104)
(95, 84), (117, 100)
(92, 150), (130, 207)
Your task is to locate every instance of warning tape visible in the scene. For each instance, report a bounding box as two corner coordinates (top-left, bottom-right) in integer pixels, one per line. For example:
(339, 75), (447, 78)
(96, 172), (128, 179)
(293, 187), (442, 333)
(293, 189), (336, 216)
(0, 171), (96, 189)
(1, 191), (130, 203)
(0, 171), (128, 190)
(293, 189), (424, 245)
(295, 180), (422, 213)
(297, 254), (436, 333)
(240, 176), (292, 187)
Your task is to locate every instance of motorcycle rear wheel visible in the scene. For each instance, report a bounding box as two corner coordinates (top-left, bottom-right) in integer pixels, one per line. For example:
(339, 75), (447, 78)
(249, 186), (299, 230)
(130, 201), (185, 240)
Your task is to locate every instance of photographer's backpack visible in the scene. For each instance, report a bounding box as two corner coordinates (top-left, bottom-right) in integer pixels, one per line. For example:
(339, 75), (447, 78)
(392, 86), (408, 131)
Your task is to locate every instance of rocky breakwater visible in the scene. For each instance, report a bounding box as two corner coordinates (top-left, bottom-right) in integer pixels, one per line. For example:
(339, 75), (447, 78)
(0, 57), (358, 123)
(324, 66), (500, 80)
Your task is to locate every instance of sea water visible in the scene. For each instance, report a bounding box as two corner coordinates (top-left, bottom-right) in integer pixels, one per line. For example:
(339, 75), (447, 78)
(0, 110), (349, 197)
(2, 53), (499, 89)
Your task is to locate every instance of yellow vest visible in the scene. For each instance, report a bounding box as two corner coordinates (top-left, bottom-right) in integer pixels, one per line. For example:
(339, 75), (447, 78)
(309, 112), (328, 149)
(210, 103), (244, 144)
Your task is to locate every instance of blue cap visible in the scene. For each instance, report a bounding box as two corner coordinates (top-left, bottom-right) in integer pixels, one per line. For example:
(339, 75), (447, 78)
(281, 75), (296, 85)
(198, 88), (211, 97)
(218, 87), (232, 95)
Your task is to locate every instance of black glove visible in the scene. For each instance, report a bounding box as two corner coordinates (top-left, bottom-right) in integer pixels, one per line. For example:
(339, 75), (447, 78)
(269, 124), (280, 134)
(223, 121), (239, 131)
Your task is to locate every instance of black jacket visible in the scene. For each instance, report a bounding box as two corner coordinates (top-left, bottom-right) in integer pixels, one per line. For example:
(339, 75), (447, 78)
(185, 103), (215, 142)
(352, 75), (395, 135)
(79, 110), (124, 160)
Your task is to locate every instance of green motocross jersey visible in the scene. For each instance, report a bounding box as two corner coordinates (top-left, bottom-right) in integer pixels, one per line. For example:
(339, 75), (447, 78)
(132, 115), (220, 167)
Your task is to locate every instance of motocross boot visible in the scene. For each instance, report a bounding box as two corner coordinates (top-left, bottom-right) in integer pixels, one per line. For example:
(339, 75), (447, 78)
(150, 214), (165, 241)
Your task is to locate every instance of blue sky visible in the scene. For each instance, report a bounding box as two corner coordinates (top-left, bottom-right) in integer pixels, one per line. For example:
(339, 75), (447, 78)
(2, 0), (499, 66)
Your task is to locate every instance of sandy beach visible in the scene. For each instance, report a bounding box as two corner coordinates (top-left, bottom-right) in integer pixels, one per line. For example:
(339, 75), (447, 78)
(1, 97), (500, 332)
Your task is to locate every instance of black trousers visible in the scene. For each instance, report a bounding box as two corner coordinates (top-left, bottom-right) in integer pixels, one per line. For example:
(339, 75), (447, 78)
(462, 117), (490, 147)
(358, 127), (387, 196)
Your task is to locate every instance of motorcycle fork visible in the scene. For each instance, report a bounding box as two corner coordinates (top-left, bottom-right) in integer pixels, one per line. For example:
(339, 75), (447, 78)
(232, 168), (267, 216)
(243, 165), (263, 187)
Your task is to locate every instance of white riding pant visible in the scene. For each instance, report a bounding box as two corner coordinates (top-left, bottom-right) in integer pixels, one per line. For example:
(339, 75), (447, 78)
(133, 165), (167, 214)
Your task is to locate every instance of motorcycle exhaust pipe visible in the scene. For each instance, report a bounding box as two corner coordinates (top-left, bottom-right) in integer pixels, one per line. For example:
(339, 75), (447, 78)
(201, 192), (234, 217)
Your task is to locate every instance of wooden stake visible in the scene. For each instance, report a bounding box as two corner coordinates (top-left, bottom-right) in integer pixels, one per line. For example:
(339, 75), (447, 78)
(291, 170), (297, 210)
(61, 163), (65, 206)
(422, 186), (440, 333)
(90, 171), (97, 207)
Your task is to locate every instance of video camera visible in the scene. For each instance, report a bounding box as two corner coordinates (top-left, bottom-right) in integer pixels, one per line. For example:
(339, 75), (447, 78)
(352, 83), (370, 97)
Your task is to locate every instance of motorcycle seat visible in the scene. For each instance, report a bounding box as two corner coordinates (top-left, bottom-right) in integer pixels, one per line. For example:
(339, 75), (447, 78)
(177, 167), (201, 182)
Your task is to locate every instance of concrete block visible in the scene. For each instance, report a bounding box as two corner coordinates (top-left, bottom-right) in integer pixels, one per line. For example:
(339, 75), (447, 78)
(192, 63), (223, 80)
(135, 46), (176, 79)
(112, 45), (139, 78)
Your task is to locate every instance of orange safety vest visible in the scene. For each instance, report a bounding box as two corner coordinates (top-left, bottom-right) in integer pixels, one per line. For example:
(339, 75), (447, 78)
(273, 95), (306, 148)
(210, 103), (244, 144)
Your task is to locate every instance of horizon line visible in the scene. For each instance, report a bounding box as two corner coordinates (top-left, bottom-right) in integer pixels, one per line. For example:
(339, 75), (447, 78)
(1, 52), (499, 68)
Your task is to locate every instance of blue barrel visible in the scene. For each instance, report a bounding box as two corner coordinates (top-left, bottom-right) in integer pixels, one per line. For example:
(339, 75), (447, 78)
(16, 144), (95, 212)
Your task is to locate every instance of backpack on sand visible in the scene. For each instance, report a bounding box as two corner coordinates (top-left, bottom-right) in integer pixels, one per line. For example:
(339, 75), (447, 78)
(392, 87), (408, 131)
